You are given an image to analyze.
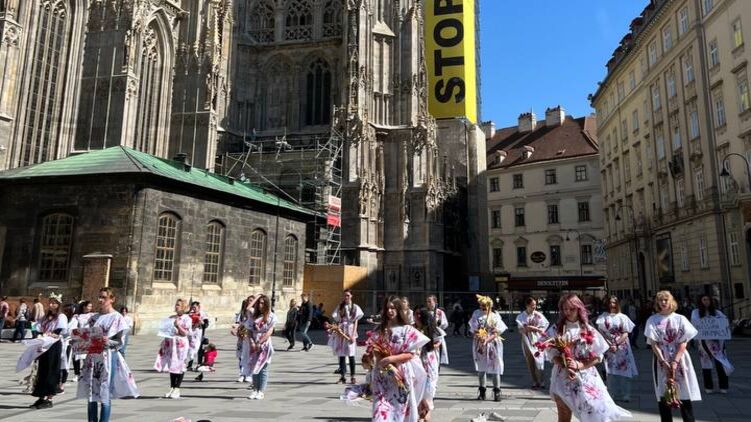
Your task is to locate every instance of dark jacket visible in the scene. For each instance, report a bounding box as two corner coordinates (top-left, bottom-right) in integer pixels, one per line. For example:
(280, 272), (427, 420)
(299, 301), (313, 324)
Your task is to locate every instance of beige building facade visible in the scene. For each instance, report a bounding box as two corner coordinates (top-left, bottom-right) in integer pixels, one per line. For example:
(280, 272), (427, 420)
(485, 108), (606, 304)
(591, 0), (751, 316)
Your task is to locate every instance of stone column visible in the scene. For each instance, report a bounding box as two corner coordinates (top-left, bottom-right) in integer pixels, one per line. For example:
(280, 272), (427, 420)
(81, 254), (113, 301)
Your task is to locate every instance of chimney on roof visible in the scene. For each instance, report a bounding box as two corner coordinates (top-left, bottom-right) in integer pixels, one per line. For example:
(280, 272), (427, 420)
(495, 150), (507, 165)
(518, 112), (536, 133)
(481, 121), (496, 139)
(545, 106), (566, 127)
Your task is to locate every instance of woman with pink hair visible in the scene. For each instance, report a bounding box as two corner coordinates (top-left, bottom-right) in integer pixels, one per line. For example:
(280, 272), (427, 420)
(544, 293), (631, 422)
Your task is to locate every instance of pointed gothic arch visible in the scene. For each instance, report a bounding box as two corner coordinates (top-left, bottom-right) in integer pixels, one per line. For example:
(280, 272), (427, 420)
(304, 58), (332, 126)
(247, 0), (275, 43)
(258, 55), (294, 130)
(322, 0), (342, 38)
(284, 0), (313, 41)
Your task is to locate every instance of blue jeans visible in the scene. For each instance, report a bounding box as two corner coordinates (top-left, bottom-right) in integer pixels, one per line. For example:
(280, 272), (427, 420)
(12, 320), (26, 342)
(119, 334), (129, 356)
(252, 364), (269, 391)
(88, 351), (116, 422)
(298, 321), (312, 347)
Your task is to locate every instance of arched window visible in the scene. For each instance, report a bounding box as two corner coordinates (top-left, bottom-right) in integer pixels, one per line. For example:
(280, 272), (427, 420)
(154, 212), (181, 282)
(285, 0), (313, 40)
(18, 1), (73, 167)
(38, 213), (74, 282)
(322, 0), (342, 38)
(248, 0), (274, 43)
(282, 235), (298, 287)
(203, 221), (225, 284)
(305, 59), (332, 126)
(248, 229), (267, 285)
(134, 22), (167, 156)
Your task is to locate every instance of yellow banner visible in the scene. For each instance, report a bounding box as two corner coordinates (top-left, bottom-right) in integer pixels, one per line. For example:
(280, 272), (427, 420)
(425, 0), (478, 123)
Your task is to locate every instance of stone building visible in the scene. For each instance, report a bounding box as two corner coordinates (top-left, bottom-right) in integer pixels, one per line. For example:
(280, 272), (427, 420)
(591, 0), (751, 315)
(0, 146), (314, 331)
(485, 108), (606, 305)
(0, 1), (487, 301)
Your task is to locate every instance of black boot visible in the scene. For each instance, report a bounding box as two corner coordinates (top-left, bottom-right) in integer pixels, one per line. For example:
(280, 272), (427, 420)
(493, 387), (501, 402)
(477, 387), (486, 400)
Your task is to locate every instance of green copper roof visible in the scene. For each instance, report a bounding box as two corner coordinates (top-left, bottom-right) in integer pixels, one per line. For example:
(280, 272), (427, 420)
(0, 146), (316, 216)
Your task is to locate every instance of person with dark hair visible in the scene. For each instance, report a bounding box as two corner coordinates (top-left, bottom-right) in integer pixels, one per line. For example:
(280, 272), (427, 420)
(327, 289), (364, 384)
(154, 299), (192, 399)
(119, 306), (134, 356)
(187, 301), (209, 371)
(233, 295), (254, 383)
(426, 295), (449, 365)
(516, 296), (549, 390)
(241, 295), (276, 400)
(283, 298), (299, 350)
(28, 292), (67, 409)
(297, 293), (313, 351)
(0, 296), (9, 341)
(596, 296), (638, 402)
(59, 303), (77, 392)
(691, 294), (733, 394)
(71, 300), (94, 380)
(414, 307), (441, 421)
(77, 287), (139, 422)
(12, 298), (28, 342)
(470, 295), (508, 402)
(645, 290), (700, 421)
(546, 293), (630, 422)
(365, 296), (429, 422)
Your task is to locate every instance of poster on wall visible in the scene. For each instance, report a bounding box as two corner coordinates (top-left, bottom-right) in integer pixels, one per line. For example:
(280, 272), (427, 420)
(655, 233), (674, 284)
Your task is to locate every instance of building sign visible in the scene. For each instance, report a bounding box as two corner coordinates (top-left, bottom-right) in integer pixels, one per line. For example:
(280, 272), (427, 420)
(506, 278), (605, 290)
(655, 233), (674, 283)
(694, 315), (732, 340)
(537, 280), (569, 288)
(425, 0), (478, 123)
(530, 251), (546, 263)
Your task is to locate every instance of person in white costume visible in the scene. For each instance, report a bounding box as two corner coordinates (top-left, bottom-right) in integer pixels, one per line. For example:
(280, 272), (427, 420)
(595, 296), (638, 402)
(691, 294), (733, 394)
(516, 296), (549, 390)
(426, 295), (449, 365)
(645, 290), (701, 422)
(327, 289), (364, 384)
(469, 294), (508, 402)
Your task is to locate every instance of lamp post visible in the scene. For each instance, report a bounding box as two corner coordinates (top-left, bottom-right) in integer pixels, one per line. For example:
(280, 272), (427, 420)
(720, 153), (751, 191)
(615, 205), (639, 299)
(718, 152), (749, 319)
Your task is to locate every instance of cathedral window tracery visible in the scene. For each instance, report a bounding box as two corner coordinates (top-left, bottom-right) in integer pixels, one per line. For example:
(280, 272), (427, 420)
(284, 0), (313, 41)
(322, 0), (342, 38)
(305, 58), (332, 126)
(18, 0), (72, 167)
(134, 22), (168, 156)
(247, 0), (274, 43)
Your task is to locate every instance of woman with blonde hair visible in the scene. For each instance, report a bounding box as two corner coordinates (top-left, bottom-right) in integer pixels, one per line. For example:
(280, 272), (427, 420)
(645, 290), (701, 421)
(469, 294), (507, 402)
(154, 298), (192, 399)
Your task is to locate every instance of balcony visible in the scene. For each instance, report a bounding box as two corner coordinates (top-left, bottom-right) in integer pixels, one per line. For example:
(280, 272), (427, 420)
(688, 139), (703, 161)
(668, 96), (680, 114)
(653, 110), (664, 125)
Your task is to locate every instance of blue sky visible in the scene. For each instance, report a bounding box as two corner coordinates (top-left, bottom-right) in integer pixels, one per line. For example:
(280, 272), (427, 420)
(479, 0), (647, 127)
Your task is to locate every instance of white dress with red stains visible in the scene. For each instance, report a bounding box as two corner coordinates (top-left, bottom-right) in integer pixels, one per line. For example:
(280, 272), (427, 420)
(516, 310), (550, 370)
(328, 304), (364, 357)
(369, 325), (429, 422)
(154, 314), (192, 374)
(419, 334), (441, 411)
(690, 309), (734, 375)
(645, 312), (702, 401)
(546, 321), (632, 422)
(469, 310), (508, 375)
(432, 308), (450, 365)
(595, 312), (639, 378)
(77, 311), (139, 402)
(241, 312), (277, 376)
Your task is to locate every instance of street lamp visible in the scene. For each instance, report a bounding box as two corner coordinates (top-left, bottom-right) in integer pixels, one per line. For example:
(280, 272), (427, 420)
(615, 205), (641, 299)
(718, 153), (749, 319)
(720, 152), (751, 191)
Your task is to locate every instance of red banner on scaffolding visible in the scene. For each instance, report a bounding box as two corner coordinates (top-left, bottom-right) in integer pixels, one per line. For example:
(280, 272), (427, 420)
(327, 195), (341, 227)
(327, 214), (341, 227)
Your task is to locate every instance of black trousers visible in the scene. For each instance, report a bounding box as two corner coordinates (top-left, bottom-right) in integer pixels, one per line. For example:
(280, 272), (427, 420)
(338, 356), (355, 377)
(700, 341), (729, 390)
(284, 325), (296, 347)
(32, 341), (62, 398)
(658, 399), (695, 422)
(169, 372), (185, 388)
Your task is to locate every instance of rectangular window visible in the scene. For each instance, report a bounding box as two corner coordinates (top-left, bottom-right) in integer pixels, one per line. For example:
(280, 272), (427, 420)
(514, 207), (525, 226)
(679, 7), (689, 36)
(703, 0), (713, 15)
(730, 232), (741, 266)
(621, 119), (628, 140)
(667, 73), (676, 98)
(657, 133), (666, 159)
(680, 242), (689, 271)
(282, 236), (299, 287)
(739, 77), (750, 112)
(648, 41), (658, 67)
(575, 165), (587, 181)
(677, 179), (686, 208)
(733, 19), (744, 49)
(492, 247), (503, 269)
(578, 201), (590, 222)
(684, 55), (695, 83)
(660, 183), (670, 210)
(581, 244), (593, 265)
(491, 210), (501, 229)
(513, 174), (523, 189)
(617, 82), (625, 101)
(699, 237), (709, 268)
(632, 109), (639, 131)
(489, 177), (499, 192)
(695, 167), (705, 201)
(629, 70), (636, 91)
(547, 204), (559, 224)
(663, 26), (673, 51)
(203, 222), (224, 284)
(545, 169), (557, 185)
(715, 96), (727, 126)
(516, 246), (527, 267)
(672, 125), (682, 150)
(689, 110), (700, 139)
(709, 39), (719, 67)
(550, 245), (561, 266)
(154, 214), (180, 282)
(652, 84), (662, 110)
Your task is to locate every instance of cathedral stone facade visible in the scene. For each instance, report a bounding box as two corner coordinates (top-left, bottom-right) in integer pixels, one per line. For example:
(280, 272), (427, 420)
(0, 0), (487, 298)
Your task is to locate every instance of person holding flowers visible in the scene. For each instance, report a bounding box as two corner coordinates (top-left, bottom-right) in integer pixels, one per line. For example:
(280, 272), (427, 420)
(241, 294), (277, 400)
(691, 294), (733, 394)
(469, 294), (507, 402)
(595, 295), (638, 402)
(413, 307), (441, 421)
(154, 298), (192, 399)
(516, 296), (549, 390)
(365, 296), (429, 422)
(327, 289), (364, 384)
(645, 290), (701, 421)
(541, 293), (630, 422)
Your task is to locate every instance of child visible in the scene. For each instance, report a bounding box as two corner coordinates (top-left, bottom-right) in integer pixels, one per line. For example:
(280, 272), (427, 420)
(195, 343), (218, 382)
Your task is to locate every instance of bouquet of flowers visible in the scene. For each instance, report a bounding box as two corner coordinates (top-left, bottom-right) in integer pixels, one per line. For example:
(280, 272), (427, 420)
(534, 335), (576, 380)
(663, 379), (681, 408)
(365, 332), (408, 394)
(324, 322), (352, 342)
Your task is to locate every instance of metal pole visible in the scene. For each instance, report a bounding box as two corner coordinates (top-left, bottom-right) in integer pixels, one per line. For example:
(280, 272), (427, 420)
(271, 195), (280, 310)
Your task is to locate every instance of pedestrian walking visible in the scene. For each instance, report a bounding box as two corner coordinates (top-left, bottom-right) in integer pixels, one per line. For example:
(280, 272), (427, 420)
(0, 296), (9, 341)
(13, 298), (28, 342)
(326, 289), (364, 384)
(242, 295), (277, 400)
(154, 299), (192, 399)
(595, 296), (638, 402)
(119, 306), (134, 356)
(297, 293), (314, 351)
(470, 295), (507, 402)
(30, 297), (45, 338)
(691, 294), (733, 395)
(645, 290), (701, 422)
(516, 296), (549, 390)
(284, 298), (299, 350)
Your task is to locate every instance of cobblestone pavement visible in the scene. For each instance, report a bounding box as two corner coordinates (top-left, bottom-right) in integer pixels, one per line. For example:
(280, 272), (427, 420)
(1, 324), (750, 421)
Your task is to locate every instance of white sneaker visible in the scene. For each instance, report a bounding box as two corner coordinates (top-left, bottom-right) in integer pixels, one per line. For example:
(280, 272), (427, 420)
(248, 390), (258, 400)
(255, 392), (265, 400)
(171, 388), (181, 399)
(705, 388), (716, 394)
(164, 388), (174, 398)
(237, 375), (245, 383)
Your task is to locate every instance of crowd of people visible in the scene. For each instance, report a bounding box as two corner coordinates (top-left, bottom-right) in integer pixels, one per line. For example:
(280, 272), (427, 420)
(1, 288), (735, 422)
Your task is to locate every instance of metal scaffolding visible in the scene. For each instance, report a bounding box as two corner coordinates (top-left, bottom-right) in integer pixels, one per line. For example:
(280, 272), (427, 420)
(218, 128), (343, 264)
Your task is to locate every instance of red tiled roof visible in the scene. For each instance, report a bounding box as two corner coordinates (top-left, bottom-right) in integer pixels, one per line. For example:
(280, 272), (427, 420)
(486, 115), (598, 170)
